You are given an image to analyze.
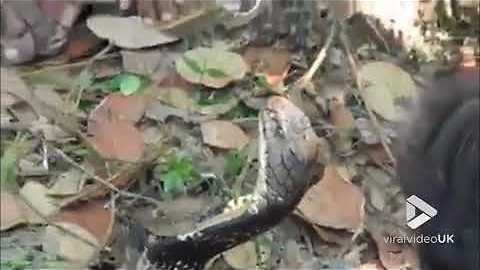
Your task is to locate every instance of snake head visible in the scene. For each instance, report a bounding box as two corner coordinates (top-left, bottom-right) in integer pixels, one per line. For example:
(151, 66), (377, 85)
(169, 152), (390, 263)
(258, 96), (328, 204)
(263, 96), (323, 164)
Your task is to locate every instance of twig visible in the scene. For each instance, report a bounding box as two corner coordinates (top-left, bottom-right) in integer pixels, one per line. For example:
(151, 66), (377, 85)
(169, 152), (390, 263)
(232, 141), (258, 199)
(4, 68), (98, 155)
(19, 52), (119, 77)
(297, 21), (337, 87)
(363, 16), (391, 54)
(74, 42), (114, 107)
(54, 147), (119, 191)
(53, 147), (162, 207)
(338, 23), (396, 165)
(102, 192), (117, 246)
(223, 0), (265, 30)
(86, 42), (114, 69)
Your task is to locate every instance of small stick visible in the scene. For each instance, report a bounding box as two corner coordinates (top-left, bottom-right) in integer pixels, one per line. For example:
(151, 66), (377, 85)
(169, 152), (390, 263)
(74, 42), (115, 107)
(86, 42), (114, 69)
(4, 69), (99, 155)
(297, 21), (337, 87)
(53, 147), (162, 207)
(364, 16), (391, 54)
(19, 53), (119, 77)
(338, 25), (396, 165)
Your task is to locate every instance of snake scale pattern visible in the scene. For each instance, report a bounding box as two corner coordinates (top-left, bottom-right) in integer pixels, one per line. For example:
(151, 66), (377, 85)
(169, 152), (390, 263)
(135, 96), (328, 270)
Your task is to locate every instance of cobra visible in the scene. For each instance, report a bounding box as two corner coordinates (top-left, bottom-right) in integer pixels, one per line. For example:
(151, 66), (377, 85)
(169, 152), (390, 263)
(134, 96), (329, 270)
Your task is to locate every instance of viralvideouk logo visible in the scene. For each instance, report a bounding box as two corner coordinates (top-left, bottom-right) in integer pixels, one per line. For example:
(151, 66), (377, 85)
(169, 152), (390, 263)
(406, 195), (437, 229)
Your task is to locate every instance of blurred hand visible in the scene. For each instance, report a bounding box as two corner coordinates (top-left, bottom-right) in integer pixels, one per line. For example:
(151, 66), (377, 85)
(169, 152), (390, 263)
(1, 0), (82, 65)
(119, 0), (179, 24)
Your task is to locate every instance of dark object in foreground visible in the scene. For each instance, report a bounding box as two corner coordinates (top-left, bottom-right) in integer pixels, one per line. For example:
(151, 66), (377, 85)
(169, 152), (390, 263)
(132, 97), (327, 270)
(396, 68), (479, 270)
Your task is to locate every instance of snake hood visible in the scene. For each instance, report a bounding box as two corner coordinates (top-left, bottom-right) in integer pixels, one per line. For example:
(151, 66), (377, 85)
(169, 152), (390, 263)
(135, 96), (327, 270)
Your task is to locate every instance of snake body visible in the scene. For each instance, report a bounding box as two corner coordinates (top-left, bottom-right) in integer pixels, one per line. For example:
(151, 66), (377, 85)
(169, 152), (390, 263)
(136, 96), (327, 270)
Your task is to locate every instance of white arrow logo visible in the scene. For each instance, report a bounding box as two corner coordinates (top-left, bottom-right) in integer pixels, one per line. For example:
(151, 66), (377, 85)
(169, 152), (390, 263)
(406, 195), (437, 229)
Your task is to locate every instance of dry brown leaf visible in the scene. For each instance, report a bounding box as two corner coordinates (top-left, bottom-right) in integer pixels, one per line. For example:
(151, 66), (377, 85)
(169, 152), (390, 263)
(53, 200), (113, 245)
(89, 94), (146, 126)
(329, 95), (356, 154)
(311, 225), (352, 245)
(155, 86), (196, 109)
(132, 195), (217, 236)
(29, 116), (70, 142)
(3, 70), (39, 125)
(157, 72), (194, 90)
(8, 103), (38, 126)
(1, 68), (27, 96)
(145, 101), (215, 124)
(243, 47), (291, 88)
(44, 201), (113, 267)
(58, 158), (147, 208)
(366, 144), (391, 166)
(149, 72), (198, 109)
(284, 239), (303, 268)
(371, 232), (420, 270)
(358, 62), (416, 122)
(201, 120), (249, 150)
(0, 191), (29, 231)
(298, 165), (364, 230)
(44, 222), (99, 267)
(223, 241), (266, 269)
(20, 181), (59, 218)
(47, 168), (86, 196)
(0, 92), (21, 107)
(89, 117), (145, 162)
(87, 15), (178, 49)
(329, 95), (355, 129)
(32, 87), (65, 109)
(66, 26), (103, 60)
(87, 94), (146, 162)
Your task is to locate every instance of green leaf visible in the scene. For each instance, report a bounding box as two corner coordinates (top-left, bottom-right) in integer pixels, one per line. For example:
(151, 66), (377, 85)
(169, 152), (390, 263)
(205, 68), (227, 78)
(78, 99), (97, 111)
(224, 102), (258, 119)
(160, 156), (198, 195)
(1, 259), (32, 270)
(97, 73), (147, 94)
(162, 170), (184, 193)
(224, 150), (246, 179)
(255, 75), (271, 89)
(1, 144), (21, 192)
(182, 56), (204, 75)
(176, 47), (247, 88)
(119, 74), (142, 95)
(106, 75), (124, 90)
(1, 134), (30, 191)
